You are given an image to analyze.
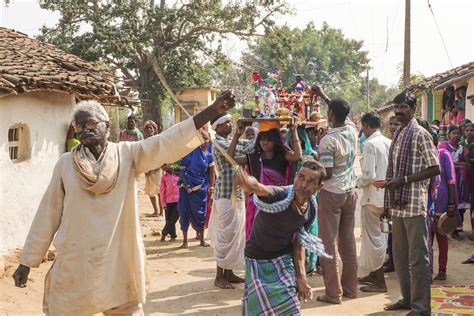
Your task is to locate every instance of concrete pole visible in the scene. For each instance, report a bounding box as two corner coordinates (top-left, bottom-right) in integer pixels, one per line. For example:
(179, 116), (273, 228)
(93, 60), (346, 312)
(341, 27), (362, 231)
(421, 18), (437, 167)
(403, 0), (411, 88)
(366, 67), (370, 111)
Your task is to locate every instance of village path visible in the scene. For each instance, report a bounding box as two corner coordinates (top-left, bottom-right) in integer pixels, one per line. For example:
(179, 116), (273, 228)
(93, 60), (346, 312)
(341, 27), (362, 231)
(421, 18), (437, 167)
(1, 163), (473, 315)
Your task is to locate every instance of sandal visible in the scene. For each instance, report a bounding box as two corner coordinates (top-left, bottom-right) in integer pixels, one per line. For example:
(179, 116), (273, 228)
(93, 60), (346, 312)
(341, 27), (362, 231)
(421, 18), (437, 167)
(384, 301), (410, 311)
(462, 258), (474, 264)
(434, 272), (447, 280)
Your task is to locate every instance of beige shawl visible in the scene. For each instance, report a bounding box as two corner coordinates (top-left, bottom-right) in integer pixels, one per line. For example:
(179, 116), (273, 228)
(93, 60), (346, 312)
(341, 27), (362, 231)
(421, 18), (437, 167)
(72, 142), (120, 194)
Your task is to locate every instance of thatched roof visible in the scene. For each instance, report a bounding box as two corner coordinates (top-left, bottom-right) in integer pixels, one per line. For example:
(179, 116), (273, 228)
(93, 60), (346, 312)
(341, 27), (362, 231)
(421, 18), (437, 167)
(408, 62), (474, 93)
(0, 27), (127, 106)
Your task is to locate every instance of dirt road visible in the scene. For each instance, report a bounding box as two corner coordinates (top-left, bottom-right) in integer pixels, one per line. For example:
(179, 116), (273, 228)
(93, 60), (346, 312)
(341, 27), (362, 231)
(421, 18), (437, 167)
(1, 177), (473, 315)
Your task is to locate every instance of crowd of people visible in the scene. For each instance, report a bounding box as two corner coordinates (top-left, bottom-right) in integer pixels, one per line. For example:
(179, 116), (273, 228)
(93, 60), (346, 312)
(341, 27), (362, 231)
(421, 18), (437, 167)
(12, 85), (474, 316)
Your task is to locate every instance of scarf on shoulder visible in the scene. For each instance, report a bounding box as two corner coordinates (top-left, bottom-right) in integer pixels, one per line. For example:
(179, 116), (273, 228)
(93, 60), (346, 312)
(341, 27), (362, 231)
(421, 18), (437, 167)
(446, 140), (464, 163)
(72, 142), (120, 194)
(384, 118), (417, 210)
(121, 128), (144, 141)
(253, 186), (332, 259)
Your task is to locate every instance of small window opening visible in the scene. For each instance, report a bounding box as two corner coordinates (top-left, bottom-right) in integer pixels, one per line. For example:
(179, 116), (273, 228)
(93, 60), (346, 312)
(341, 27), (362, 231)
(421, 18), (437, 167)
(8, 124), (30, 162)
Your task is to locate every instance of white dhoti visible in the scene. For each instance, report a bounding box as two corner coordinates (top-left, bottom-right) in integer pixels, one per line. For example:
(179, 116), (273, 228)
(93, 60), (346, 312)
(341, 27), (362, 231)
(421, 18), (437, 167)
(208, 198), (245, 270)
(144, 169), (162, 197)
(359, 204), (387, 272)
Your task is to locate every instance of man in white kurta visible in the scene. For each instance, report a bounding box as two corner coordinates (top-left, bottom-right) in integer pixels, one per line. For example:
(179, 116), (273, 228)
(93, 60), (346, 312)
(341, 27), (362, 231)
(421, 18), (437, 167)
(14, 93), (235, 315)
(356, 112), (391, 293)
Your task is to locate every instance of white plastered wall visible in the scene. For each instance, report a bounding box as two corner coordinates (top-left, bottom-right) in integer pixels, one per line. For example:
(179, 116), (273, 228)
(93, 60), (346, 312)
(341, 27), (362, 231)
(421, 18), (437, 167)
(465, 76), (474, 122)
(0, 91), (75, 254)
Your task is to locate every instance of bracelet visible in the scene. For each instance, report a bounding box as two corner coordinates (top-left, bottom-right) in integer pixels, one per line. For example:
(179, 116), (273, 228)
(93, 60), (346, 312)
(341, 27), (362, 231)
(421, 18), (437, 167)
(404, 176), (408, 184)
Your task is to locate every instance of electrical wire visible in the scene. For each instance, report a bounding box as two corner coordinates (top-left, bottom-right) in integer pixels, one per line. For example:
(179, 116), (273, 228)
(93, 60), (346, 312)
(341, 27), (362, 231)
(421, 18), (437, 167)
(426, 0), (453, 68)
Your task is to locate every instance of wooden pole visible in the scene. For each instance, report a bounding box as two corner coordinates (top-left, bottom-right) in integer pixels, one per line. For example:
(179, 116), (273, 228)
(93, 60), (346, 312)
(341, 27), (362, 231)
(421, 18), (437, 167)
(403, 0), (411, 88)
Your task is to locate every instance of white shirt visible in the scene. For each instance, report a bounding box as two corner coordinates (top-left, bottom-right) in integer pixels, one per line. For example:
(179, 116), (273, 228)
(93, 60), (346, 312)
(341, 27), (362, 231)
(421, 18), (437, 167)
(356, 131), (391, 208)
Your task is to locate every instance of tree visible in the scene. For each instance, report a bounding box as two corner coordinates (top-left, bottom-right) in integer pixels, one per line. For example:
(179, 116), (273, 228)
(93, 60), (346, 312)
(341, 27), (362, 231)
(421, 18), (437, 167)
(35, 0), (288, 130)
(236, 22), (402, 114)
(244, 23), (369, 93)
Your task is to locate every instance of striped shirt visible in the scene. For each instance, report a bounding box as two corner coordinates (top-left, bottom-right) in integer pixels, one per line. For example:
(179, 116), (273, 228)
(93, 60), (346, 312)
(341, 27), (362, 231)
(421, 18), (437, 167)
(389, 124), (439, 218)
(213, 134), (254, 200)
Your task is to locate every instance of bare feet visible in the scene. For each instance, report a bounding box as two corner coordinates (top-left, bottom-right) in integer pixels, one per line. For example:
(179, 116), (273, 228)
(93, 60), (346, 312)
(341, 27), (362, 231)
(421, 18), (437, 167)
(160, 236), (166, 242)
(214, 277), (234, 289)
(200, 240), (210, 247)
(384, 301), (410, 311)
(360, 284), (387, 293)
(316, 295), (341, 304)
(170, 237), (176, 242)
(178, 242), (188, 249)
(146, 213), (158, 217)
(225, 270), (244, 283)
(358, 273), (376, 285)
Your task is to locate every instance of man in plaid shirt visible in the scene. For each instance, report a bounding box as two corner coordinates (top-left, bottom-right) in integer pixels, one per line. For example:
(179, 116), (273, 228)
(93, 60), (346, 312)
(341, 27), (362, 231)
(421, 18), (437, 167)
(383, 92), (440, 316)
(208, 112), (254, 290)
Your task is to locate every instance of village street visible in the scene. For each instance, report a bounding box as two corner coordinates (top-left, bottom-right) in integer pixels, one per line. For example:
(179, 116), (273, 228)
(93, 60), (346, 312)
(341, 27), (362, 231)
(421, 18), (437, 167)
(1, 165), (473, 316)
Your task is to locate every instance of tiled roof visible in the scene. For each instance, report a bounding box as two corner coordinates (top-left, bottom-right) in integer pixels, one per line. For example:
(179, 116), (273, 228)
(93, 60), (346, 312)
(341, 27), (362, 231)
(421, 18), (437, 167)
(408, 62), (474, 92)
(0, 27), (125, 106)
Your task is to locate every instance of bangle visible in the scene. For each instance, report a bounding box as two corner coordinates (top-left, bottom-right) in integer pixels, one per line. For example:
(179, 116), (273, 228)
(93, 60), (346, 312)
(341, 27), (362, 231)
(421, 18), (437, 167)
(404, 176), (408, 184)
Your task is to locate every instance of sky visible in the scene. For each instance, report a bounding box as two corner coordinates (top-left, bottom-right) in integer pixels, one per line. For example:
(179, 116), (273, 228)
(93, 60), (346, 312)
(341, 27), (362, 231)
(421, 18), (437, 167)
(1, 0), (473, 87)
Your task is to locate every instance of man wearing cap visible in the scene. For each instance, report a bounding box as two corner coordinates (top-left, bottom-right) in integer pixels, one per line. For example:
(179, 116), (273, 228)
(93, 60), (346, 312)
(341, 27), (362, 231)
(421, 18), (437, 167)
(383, 91), (440, 315)
(208, 113), (255, 289)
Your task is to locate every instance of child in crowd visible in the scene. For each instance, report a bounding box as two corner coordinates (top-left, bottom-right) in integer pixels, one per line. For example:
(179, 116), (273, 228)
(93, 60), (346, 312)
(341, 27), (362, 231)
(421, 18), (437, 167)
(160, 164), (180, 241)
(431, 148), (456, 280)
(461, 123), (474, 241)
(439, 125), (470, 240)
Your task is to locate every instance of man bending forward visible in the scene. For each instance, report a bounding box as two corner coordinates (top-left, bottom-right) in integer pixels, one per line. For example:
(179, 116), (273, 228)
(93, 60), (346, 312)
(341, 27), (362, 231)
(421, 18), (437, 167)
(235, 159), (331, 315)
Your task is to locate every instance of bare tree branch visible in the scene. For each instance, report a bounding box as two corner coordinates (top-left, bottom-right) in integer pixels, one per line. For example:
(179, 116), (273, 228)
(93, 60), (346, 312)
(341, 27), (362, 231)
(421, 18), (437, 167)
(168, 26), (263, 50)
(103, 56), (137, 84)
(254, 4), (284, 29)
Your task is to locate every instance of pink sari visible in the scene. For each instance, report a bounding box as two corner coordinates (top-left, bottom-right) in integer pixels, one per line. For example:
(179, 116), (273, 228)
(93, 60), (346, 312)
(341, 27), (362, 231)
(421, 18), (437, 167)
(245, 165), (288, 239)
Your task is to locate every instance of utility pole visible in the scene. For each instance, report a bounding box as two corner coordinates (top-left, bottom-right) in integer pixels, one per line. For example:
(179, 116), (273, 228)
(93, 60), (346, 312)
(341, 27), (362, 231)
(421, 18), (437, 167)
(366, 67), (370, 111)
(403, 0), (411, 87)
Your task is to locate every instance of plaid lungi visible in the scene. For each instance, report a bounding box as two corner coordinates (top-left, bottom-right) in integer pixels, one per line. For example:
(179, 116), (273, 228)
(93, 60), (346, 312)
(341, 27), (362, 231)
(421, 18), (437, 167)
(243, 254), (300, 316)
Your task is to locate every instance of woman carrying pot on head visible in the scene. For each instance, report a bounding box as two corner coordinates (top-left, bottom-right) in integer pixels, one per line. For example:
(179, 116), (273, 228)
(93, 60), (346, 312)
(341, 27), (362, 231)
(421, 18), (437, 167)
(228, 121), (303, 239)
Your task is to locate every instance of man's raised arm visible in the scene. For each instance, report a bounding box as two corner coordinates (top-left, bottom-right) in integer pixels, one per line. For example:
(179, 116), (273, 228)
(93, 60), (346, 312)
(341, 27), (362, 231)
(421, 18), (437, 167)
(193, 90), (236, 130)
(233, 169), (272, 197)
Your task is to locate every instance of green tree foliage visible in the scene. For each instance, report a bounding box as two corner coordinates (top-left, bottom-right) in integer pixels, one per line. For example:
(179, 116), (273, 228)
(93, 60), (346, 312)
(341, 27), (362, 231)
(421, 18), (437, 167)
(35, 0), (288, 130)
(239, 23), (397, 113)
(245, 23), (368, 90)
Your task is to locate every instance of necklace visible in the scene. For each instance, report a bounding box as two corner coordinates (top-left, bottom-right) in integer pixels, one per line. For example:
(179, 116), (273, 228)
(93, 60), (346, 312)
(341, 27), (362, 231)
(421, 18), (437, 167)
(292, 198), (308, 214)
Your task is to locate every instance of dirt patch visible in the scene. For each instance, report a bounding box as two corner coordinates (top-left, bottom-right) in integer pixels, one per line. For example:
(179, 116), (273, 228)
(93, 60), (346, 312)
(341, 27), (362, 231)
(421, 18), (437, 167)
(2, 176), (473, 315)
